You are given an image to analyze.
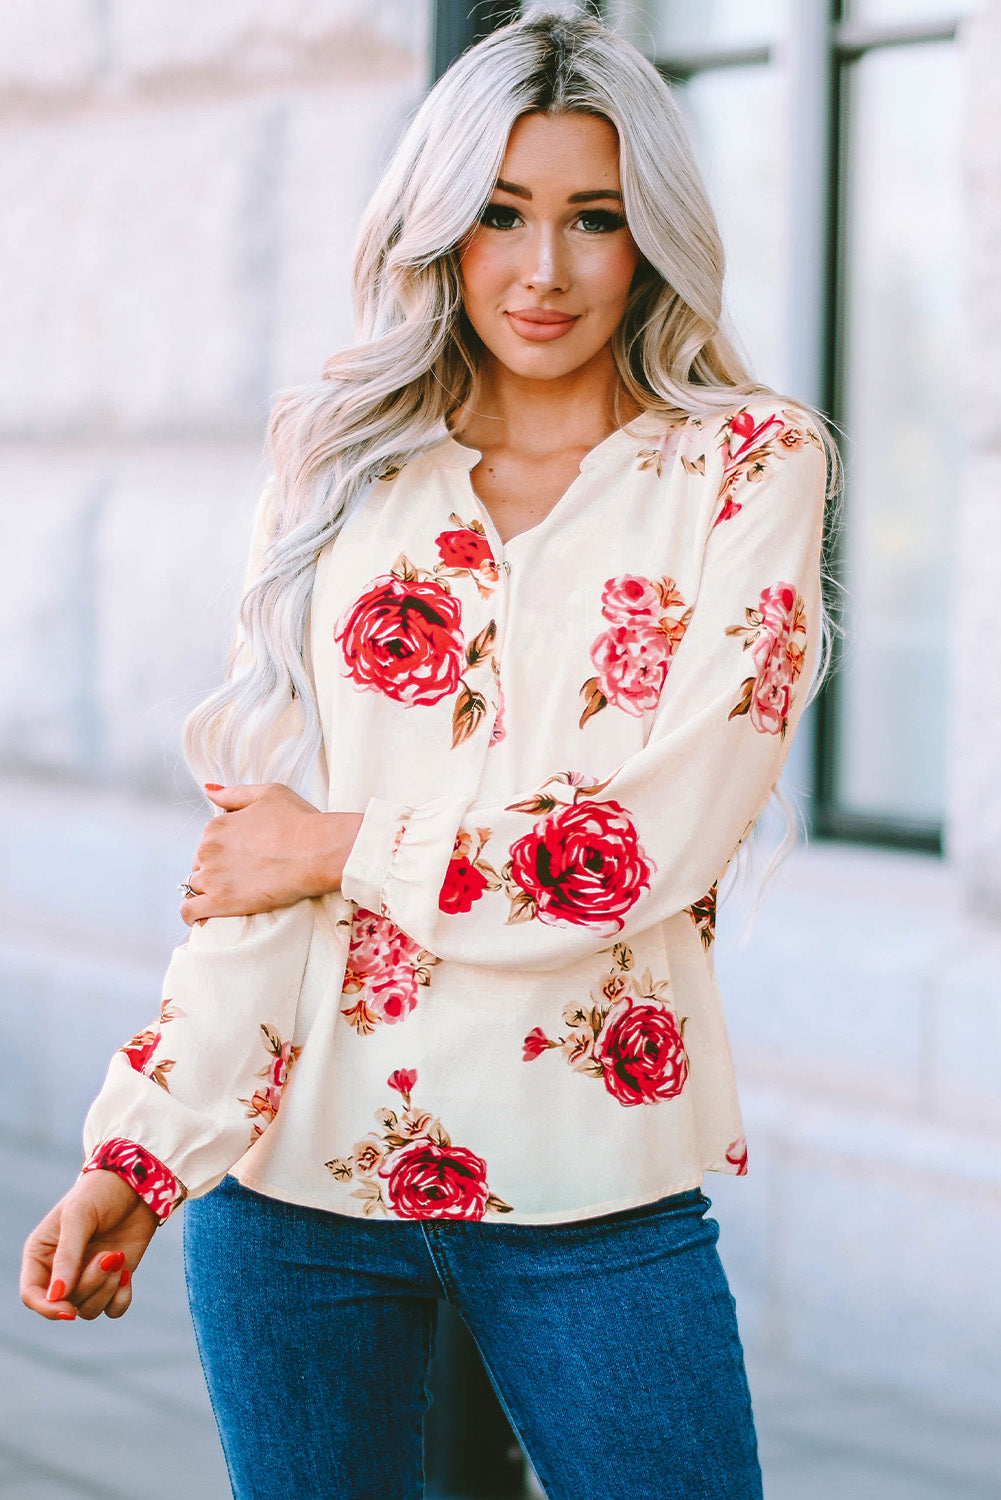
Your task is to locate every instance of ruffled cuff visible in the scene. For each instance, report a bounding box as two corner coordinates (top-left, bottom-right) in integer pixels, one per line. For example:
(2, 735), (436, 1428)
(340, 792), (468, 924)
(81, 1137), (186, 1224)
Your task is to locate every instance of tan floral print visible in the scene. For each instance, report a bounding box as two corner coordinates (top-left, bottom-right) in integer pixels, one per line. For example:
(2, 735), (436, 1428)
(523, 943), (689, 1107)
(325, 1069), (513, 1220)
(239, 1023), (303, 1141)
(713, 407), (823, 528)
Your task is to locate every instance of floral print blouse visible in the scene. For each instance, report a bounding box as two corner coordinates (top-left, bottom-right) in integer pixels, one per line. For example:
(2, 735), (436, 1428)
(82, 403), (827, 1225)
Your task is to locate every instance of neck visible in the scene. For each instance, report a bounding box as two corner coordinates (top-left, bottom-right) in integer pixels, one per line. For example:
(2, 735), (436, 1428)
(454, 348), (642, 459)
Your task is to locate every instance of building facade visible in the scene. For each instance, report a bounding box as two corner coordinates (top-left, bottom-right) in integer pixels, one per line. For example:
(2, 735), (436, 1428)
(1, 0), (998, 1430)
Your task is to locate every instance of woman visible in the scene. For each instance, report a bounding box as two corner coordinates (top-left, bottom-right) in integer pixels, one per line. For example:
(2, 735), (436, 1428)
(20, 8), (833, 1498)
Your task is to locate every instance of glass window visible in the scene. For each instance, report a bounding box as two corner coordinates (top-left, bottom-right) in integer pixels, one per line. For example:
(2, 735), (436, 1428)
(846, 0), (978, 23)
(674, 67), (789, 391)
(833, 41), (962, 825)
(605, 0), (788, 50)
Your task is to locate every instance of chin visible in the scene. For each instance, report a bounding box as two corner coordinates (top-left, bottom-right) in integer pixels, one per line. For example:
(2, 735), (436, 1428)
(489, 334), (610, 382)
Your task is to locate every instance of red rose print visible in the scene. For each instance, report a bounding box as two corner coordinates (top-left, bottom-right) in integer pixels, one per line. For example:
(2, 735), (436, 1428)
(522, 1026), (554, 1061)
(687, 883), (718, 949)
(380, 1137), (491, 1220)
(387, 1068), (418, 1100)
(122, 1027), (160, 1075)
(713, 407), (819, 528)
(508, 798), (653, 932)
(335, 574), (465, 707)
(82, 1138), (184, 1223)
(119, 1000), (182, 1092)
(439, 852), (490, 913)
(436, 528), (494, 571)
(725, 1137), (749, 1175)
(326, 1071), (512, 1218)
(592, 995), (689, 1107)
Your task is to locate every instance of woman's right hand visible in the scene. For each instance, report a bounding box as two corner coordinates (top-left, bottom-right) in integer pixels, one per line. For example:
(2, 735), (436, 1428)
(20, 1170), (159, 1321)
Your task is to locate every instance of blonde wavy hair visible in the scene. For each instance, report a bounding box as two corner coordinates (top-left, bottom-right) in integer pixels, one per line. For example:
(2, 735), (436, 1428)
(184, 2), (836, 792)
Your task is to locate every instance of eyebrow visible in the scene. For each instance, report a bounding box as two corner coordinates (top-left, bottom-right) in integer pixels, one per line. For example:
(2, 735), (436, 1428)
(494, 178), (624, 204)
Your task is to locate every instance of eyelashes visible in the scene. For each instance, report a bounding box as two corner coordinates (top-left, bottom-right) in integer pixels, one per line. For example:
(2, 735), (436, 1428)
(477, 202), (627, 234)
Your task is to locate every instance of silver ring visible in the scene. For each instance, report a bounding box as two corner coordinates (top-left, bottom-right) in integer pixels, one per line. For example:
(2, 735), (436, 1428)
(179, 881), (196, 899)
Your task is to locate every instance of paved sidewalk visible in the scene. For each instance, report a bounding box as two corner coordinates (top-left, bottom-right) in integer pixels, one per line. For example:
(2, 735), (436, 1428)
(3, 1138), (999, 1500)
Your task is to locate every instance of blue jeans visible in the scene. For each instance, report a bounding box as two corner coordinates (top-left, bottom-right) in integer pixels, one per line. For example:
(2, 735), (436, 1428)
(184, 1176), (762, 1500)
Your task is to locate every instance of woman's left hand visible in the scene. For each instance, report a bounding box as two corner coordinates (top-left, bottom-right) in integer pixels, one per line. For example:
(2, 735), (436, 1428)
(180, 784), (363, 924)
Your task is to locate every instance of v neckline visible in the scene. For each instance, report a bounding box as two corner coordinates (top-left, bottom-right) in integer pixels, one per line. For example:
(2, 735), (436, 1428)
(445, 414), (667, 553)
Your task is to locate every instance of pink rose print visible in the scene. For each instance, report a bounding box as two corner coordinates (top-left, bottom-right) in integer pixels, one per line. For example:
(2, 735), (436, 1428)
(507, 797), (653, 933)
(588, 624), (674, 717)
(713, 407), (823, 528)
(239, 1023), (303, 1141)
(118, 999), (185, 1093)
(341, 910), (437, 1035)
(523, 942), (689, 1108)
(368, 970), (420, 1024)
(726, 582), (808, 738)
(580, 575), (690, 725)
(600, 574), (663, 622)
(326, 1070), (512, 1219)
(725, 1137), (749, 1175)
(490, 683), (506, 745)
(335, 573), (465, 707)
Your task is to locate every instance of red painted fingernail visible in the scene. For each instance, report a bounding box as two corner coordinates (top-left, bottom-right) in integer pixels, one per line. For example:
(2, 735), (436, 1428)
(204, 783), (223, 791)
(57, 1311), (76, 1321)
(100, 1251), (125, 1273)
(120, 1265), (131, 1287)
(46, 1279), (66, 1303)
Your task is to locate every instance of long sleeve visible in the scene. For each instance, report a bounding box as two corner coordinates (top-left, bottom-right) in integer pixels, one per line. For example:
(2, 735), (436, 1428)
(83, 904), (318, 1209)
(82, 481), (322, 1213)
(341, 425), (827, 972)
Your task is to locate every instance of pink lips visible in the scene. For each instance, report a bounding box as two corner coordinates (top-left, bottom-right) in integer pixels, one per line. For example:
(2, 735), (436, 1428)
(505, 308), (580, 342)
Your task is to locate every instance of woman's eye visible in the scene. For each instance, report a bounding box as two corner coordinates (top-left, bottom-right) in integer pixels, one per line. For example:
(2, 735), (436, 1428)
(576, 209), (627, 234)
(479, 203), (522, 230)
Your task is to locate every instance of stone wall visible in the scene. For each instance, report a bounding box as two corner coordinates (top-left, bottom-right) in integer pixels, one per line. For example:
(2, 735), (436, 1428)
(1, 0), (999, 1423)
(0, 0), (429, 792)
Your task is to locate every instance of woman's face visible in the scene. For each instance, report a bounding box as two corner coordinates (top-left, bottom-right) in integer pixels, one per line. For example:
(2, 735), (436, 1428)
(459, 112), (641, 385)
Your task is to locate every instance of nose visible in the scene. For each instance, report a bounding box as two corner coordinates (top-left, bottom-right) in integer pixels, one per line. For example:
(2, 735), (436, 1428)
(521, 223), (569, 294)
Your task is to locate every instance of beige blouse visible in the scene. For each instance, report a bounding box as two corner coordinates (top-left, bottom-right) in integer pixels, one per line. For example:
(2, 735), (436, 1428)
(82, 402), (826, 1225)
